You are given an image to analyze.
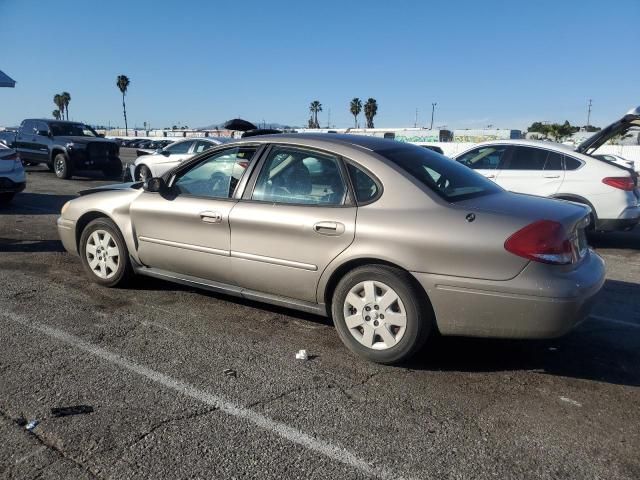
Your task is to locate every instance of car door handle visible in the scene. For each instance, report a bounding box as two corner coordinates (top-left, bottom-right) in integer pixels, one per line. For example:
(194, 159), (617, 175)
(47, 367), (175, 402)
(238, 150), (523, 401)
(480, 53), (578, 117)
(200, 211), (222, 224)
(543, 174), (561, 178)
(314, 221), (345, 236)
(484, 174), (495, 179)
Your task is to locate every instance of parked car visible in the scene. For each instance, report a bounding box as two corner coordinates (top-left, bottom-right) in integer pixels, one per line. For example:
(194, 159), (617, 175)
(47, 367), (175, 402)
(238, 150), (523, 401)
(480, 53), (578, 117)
(593, 153), (639, 173)
(453, 106), (640, 232)
(14, 119), (122, 179)
(0, 143), (26, 204)
(136, 139), (175, 157)
(58, 134), (604, 364)
(127, 137), (229, 181)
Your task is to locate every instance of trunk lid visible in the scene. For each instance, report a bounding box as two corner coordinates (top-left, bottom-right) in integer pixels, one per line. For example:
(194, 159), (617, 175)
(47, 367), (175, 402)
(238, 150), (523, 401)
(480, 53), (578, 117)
(576, 105), (640, 155)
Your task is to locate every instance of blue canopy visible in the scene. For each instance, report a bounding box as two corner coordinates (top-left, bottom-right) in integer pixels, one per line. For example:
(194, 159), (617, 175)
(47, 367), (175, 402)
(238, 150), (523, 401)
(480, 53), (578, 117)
(0, 70), (16, 88)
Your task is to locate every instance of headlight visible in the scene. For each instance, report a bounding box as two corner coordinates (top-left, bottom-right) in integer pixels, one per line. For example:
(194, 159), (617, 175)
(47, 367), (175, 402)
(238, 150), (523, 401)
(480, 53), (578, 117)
(61, 201), (71, 215)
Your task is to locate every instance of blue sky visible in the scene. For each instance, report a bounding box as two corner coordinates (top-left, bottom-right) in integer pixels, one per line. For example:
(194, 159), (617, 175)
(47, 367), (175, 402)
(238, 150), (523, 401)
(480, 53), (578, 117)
(1, 0), (638, 130)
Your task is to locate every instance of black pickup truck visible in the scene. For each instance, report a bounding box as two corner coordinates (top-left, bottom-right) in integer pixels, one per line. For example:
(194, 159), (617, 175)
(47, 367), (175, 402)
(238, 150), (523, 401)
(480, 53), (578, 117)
(13, 119), (122, 179)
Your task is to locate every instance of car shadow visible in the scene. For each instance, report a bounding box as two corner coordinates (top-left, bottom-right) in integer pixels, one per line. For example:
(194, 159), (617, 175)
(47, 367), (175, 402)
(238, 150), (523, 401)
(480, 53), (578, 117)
(0, 192), (76, 215)
(406, 278), (640, 387)
(131, 274), (640, 386)
(0, 237), (66, 253)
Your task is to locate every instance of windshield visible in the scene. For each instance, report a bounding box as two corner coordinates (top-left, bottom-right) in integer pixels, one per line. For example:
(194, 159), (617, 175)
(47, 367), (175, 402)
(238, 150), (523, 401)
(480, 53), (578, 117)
(50, 122), (98, 137)
(377, 144), (503, 202)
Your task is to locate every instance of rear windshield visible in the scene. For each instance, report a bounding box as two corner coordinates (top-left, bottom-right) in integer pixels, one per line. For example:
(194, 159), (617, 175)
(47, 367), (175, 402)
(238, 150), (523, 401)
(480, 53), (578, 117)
(376, 144), (503, 202)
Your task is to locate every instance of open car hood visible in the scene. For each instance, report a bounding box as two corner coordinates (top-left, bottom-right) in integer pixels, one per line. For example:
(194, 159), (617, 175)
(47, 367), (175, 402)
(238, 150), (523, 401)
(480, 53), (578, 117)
(78, 182), (143, 196)
(576, 105), (640, 155)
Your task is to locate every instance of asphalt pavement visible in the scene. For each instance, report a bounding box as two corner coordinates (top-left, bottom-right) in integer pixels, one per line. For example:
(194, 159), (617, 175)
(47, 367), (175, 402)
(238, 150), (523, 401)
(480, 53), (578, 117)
(1, 152), (639, 479)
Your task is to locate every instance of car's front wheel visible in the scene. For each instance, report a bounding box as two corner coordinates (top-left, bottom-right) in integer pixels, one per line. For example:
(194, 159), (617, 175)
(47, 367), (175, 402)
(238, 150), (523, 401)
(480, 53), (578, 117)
(135, 164), (152, 182)
(331, 265), (432, 364)
(79, 218), (133, 287)
(53, 153), (72, 179)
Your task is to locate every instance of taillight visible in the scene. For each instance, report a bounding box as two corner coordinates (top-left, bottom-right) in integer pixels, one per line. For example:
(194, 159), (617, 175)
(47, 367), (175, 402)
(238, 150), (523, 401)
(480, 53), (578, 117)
(504, 220), (574, 265)
(602, 177), (635, 191)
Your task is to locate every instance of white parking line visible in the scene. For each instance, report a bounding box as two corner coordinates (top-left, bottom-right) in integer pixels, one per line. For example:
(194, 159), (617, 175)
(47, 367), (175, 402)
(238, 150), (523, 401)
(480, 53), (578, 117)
(1, 311), (413, 480)
(589, 314), (640, 329)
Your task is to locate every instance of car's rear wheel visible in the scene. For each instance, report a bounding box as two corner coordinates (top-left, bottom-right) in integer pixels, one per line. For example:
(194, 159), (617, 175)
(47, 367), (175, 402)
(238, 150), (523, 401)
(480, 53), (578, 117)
(331, 265), (432, 364)
(79, 218), (133, 287)
(0, 193), (15, 204)
(53, 153), (72, 179)
(136, 164), (152, 182)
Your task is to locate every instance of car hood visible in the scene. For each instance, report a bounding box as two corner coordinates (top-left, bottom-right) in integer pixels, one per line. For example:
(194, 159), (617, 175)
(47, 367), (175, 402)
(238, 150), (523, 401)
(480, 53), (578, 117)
(575, 105), (640, 154)
(78, 182), (142, 196)
(55, 136), (118, 146)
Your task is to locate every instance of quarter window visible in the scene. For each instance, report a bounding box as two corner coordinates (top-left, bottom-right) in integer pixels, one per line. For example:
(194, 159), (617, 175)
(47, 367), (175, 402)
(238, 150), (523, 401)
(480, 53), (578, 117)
(173, 146), (257, 199)
(456, 146), (508, 170)
(252, 147), (347, 205)
(564, 156), (583, 170)
(347, 163), (379, 203)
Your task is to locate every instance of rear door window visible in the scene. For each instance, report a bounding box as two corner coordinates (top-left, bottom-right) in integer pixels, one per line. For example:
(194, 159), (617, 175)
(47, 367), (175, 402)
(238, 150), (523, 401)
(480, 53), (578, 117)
(564, 156), (583, 170)
(347, 163), (379, 203)
(504, 146), (547, 170)
(544, 152), (563, 170)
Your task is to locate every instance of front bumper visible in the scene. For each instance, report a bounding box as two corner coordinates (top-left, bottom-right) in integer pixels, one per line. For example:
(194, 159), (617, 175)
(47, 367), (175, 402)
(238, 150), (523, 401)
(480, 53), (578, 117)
(411, 250), (606, 339)
(0, 178), (26, 193)
(69, 150), (120, 170)
(57, 217), (78, 255)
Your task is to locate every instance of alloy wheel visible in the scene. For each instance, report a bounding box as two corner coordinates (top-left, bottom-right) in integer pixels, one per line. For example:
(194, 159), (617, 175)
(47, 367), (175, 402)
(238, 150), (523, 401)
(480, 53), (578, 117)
(85, 229), (120, 279)
(343, 280), (407, 350)
(54, 156), (66, 176)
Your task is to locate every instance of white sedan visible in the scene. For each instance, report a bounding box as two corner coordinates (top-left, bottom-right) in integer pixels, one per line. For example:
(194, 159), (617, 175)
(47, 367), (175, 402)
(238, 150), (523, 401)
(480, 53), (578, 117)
(128, 137), (230, 181)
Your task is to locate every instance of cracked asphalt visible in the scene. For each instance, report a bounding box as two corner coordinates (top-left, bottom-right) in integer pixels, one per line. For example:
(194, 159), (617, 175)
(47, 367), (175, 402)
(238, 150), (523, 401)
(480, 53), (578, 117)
(1, 152), (639, 479)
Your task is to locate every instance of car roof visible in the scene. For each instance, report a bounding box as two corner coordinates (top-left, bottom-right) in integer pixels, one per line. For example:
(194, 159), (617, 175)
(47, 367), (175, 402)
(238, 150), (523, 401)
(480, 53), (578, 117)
(461, 138), (577, 153)
(230, 133), (406, 151)
(25, 118), (85, 124)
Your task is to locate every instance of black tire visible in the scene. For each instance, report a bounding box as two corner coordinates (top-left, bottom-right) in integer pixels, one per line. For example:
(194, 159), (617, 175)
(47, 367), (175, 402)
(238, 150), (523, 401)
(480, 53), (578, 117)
(53, 153), (72, 179)
(331, 265), (433, 364)
(0, 192), (15, 204)
(79, 218), (133, 288)
(102, 159), (123, 179)
(135, 164), (152, 182)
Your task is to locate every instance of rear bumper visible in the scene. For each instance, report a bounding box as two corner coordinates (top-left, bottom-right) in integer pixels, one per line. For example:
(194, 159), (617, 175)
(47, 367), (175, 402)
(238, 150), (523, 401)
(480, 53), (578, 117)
(597, 205), (640, 231)
(0, 178), (26, 193)
(411, 251), (605, 339)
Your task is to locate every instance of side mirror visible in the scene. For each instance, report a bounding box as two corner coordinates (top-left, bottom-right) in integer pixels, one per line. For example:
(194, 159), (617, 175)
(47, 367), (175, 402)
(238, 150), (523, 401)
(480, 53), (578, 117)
(143, 177), (168, 193)
(161, 150), (171, 156)
(98, 133), (105, 138)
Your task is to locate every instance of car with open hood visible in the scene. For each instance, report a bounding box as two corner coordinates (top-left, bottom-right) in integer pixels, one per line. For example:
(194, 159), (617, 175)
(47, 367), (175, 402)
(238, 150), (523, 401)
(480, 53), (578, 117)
(453, 106), (640, 232)
(58, 134), (604, 364)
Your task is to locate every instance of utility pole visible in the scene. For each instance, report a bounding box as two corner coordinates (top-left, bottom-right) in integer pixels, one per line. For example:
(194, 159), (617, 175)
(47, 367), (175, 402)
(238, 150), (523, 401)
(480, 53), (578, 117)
(327, 108), (331, 129)
(430, 103), (437, 130)
(586, 99), (592, 128)
(414, 108), (418, 128)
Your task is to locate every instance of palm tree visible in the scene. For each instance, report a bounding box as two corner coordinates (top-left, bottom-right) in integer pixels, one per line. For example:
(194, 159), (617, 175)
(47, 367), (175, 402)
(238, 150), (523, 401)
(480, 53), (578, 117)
(309, 101), (322, 128)
(364, 98), (378, 128)
(61, 92), (71, 120)
(52, 109), (61, 120)
(53, 94), (64, 120)
(350, 98), (362, 128)
(116, 75), (130, 136)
